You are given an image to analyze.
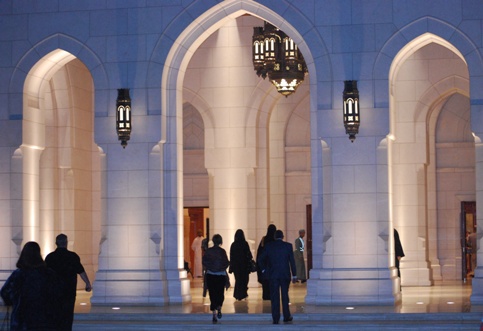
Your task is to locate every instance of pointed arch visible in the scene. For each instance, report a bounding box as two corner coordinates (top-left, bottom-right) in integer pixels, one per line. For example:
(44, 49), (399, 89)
(147, 0), (326, 282)
(13, 40), (103, 285)
(9, 34), (109, 120)
(373, 17), (483, 109)
(387, 26), (472, 288)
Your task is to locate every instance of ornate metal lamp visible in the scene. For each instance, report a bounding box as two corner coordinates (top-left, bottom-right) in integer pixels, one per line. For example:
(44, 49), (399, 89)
(343, 80), (360, 142)
(116, 88), (131, 148)
(252, 22), (307, 96)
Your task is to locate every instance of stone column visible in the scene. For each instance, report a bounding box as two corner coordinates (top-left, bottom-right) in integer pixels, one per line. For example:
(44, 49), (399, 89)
(91, 143), (190, 305)
(21, 145), (44, 244)
(470, 141), (483, 303)
(306, 138), (394, 305)
(205, 146), (256, 249)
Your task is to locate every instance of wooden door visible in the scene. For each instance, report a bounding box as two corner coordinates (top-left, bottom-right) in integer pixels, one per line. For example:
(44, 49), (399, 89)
(461, 201), (476, 281)
(188, 207), (204, 270)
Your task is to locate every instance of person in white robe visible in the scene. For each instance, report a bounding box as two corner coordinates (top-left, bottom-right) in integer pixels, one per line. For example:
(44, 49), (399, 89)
(192, 230), (204, 277)
(294, 229), (306, 282)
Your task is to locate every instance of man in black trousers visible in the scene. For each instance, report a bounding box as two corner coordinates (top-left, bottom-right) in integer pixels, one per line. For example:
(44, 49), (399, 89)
(259, 230), (297, 324)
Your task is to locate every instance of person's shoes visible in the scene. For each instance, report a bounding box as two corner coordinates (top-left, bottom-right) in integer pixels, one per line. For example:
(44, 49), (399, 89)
(273, 320), (279, 324)
(217, 309), (222, 319)
(301, 280), (306, 283)
(212, 312), (218, 323)
(283, 316), (293, 323)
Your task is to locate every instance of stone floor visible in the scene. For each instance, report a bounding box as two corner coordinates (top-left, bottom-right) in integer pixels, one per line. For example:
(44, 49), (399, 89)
(73, 278), (480, 314)
(2, 278), (483, 330)
(72, 278), (483, 329)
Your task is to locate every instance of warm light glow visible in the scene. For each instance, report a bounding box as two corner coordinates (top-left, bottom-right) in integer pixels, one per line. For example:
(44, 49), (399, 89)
(118, 106), (124, 121)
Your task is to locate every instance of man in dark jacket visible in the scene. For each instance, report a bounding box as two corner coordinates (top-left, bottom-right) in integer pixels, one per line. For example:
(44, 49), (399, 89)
(45, 234), (92, 331)
(259, 230), (297, 324)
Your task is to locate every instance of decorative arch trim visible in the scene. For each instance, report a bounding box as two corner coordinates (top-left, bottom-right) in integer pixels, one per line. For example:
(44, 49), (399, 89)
(148, 0), (326, 143)
(374, 17), (483, 108)
(9, 33), (109, 118)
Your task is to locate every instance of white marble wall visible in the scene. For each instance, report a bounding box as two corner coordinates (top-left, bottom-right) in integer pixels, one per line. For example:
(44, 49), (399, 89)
(1, 0), (483, 306)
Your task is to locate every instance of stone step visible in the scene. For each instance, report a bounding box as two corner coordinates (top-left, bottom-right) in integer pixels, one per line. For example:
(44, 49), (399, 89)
(72, 312), (482, 330)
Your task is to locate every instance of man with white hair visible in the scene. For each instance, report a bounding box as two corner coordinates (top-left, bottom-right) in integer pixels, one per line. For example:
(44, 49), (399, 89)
(294, 229), (306, 283)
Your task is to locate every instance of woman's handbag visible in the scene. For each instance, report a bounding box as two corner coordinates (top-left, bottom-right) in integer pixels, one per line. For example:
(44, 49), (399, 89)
(248, 259), (257, 273)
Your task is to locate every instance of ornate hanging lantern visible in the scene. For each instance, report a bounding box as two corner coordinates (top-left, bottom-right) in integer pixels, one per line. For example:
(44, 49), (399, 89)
(116, 88), (131, 148)
(252, 22), (307, 96)
(343, 80), (360, 142)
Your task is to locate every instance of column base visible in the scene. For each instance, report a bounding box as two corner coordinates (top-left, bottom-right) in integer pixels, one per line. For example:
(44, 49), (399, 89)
(470, 267), (483, 304)
(90, 269), (191, 306)
(305, 268), (395, 305)
(400, 264), (433, 286)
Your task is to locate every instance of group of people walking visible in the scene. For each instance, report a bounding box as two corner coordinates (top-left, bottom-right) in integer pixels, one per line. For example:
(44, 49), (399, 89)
(1, 234), (91, 330)
(201, 225), (306, 324)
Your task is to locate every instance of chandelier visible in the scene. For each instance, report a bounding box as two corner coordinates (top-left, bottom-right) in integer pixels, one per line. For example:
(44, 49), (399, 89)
(252, 22), (308, 97)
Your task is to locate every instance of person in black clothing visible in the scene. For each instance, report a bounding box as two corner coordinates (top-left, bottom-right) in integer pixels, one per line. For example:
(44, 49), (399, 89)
(1, 241), (62, 330)
(201, 231), (210, 298)
(256, 224), (276, 300)
(229, 229), (252, 301)
(202, 234), (229, 323)
(45, 234), (92, 331)
(394, 228), (405, 279)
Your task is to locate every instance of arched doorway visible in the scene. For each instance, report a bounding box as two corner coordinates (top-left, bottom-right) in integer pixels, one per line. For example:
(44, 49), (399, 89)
(18, 49), (101, 284)
(180, 13), (312, 290)
(151, 0), (320, 304)
(389, 34), (472, 288)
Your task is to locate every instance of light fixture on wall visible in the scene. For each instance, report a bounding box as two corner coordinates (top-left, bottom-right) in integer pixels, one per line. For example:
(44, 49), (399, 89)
(343, 80), (360, 142)
(252, 22), (308, 97)
(116, 88), (131, 148)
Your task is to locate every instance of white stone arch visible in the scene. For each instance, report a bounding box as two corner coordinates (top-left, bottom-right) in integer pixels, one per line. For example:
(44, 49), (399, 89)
(389, 33), (467, 138)
(152, 0), (322, 290)
(183, 88), (215, 148)
(388, 33), (471, 287)
(13, 47), (102, 283)
(9, 34), (109, 120)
